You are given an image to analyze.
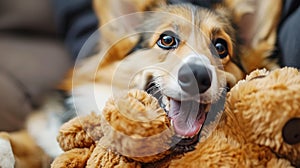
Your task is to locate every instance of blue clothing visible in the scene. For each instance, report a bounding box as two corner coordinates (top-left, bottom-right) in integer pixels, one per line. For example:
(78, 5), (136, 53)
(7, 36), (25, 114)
(278, 0), (300, 68)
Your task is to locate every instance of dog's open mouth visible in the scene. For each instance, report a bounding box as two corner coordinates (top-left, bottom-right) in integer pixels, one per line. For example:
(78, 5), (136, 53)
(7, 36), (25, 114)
(169, 99), (208, 137)
(146, 81), (209, 151)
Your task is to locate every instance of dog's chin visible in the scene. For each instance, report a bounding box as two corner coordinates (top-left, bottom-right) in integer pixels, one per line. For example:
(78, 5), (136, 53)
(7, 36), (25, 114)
(145, 82), (209, 153)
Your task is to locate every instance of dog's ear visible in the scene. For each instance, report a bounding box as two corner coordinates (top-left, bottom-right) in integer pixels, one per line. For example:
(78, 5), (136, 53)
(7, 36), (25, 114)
(93, 0), (164, 62)
(59, 0), (165, 91)
(225, 0), (282, 73)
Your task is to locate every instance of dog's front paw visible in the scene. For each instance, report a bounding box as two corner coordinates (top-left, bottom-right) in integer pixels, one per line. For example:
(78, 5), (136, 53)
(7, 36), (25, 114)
(0, 133), (15, 168)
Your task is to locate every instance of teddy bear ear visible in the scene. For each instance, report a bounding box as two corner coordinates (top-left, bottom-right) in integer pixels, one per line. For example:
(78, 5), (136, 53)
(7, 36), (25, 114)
(282, 118), (300, 145)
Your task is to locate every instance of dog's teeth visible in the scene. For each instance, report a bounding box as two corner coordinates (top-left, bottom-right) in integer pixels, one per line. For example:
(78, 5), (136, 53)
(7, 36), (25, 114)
(165, 101), (170, 112)
(162, 96), (170, 112)
(162, 95), (167, 104)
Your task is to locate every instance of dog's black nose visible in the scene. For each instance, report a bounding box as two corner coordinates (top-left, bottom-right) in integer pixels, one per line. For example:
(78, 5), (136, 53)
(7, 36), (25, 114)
(178, 63), (212, 94)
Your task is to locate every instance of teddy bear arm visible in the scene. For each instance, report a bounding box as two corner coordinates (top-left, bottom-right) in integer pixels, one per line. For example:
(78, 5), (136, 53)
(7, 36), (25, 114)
(51, 148), (92, 168)
(57, 113), (103, 151)
(86, 144), (141, 168)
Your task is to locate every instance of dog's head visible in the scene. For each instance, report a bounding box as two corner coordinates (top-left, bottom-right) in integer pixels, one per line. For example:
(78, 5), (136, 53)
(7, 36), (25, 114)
(70, 0), (281, 153)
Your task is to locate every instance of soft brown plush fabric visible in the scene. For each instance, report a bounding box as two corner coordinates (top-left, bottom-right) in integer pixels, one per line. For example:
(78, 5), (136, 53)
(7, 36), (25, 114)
(51, 68), (300, 167)
(52, 90), (173, 167)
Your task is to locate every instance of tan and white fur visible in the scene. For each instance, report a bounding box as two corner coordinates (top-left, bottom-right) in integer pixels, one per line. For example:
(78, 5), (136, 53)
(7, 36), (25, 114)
(0, 0), (282, 167)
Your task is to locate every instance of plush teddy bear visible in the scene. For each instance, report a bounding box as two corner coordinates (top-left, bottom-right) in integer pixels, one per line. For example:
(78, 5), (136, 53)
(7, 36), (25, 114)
(51, 89), (175, 168)
(51, 67), (300, 168)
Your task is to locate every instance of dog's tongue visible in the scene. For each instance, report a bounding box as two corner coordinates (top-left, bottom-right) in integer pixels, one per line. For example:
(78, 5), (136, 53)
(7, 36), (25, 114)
(169, 99), (205, 137)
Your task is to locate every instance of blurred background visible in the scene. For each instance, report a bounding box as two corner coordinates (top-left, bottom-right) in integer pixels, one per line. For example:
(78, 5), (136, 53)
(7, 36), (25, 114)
(0, 0), (97, 131)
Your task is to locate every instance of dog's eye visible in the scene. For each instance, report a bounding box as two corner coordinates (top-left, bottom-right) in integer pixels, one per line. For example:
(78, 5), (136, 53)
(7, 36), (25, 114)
(157, 31), (180, 50)
(214, 38), (228, 58)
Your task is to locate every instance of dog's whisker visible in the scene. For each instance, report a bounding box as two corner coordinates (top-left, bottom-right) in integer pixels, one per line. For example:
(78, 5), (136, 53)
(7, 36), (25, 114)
(151, 88), (163, 95)
(146, 85), (158, 92)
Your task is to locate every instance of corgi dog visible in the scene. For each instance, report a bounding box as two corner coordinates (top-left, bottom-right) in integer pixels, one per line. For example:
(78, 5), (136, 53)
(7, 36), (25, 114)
(36, 0), (282, 156)
(55, 0), (281, 152)
(0, 0), (282, 166)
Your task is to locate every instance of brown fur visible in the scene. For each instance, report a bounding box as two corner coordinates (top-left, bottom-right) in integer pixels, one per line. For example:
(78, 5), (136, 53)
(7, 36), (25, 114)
(52, 90), (173, 167)
(170, 67), (300, 167)
(51, 68), (300, 167)
(0, 0), (283, 167)
(0, 131), (51, 168)
(224, 0), (282, 72)
(60, 0), (282, 91)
